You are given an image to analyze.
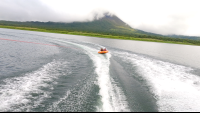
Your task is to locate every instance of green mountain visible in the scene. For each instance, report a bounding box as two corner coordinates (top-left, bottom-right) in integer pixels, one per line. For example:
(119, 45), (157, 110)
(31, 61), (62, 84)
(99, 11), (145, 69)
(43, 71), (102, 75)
(0, 13), (165, 38)
(167, 34), (200, 40)
(1, 13), (200, 45)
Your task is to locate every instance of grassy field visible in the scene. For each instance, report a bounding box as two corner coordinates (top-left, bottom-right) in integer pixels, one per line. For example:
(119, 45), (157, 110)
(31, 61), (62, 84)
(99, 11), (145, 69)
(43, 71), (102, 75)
(0, 25), (199, 46)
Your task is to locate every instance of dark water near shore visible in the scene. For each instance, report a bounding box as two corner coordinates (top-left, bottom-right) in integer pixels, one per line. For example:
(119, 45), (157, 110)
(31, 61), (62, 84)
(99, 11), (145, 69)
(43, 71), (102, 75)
(0, 28), (200, 112)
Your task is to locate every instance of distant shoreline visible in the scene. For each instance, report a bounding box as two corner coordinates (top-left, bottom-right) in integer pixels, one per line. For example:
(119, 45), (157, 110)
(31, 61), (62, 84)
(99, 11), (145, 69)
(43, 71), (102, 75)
(0, 25), (200, 46)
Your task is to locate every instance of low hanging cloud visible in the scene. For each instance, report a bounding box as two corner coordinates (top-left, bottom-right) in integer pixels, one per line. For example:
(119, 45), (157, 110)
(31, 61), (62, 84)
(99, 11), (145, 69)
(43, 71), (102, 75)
(135, 14), (192, 35)
(0, 0), (113, 22)
(0, 0), (200, 36)
(0, 0), (86, 22)
(0, 0), (57, 21)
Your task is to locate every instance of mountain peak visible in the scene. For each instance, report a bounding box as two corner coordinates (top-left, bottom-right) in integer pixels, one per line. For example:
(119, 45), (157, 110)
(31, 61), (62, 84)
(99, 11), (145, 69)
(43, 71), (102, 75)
(93, 12), (114, 20)
(95, 12), (131, 29)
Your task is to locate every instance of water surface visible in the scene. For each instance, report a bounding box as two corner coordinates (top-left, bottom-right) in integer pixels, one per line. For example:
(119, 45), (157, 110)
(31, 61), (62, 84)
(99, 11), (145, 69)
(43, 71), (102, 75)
(0, 28), (200, 112)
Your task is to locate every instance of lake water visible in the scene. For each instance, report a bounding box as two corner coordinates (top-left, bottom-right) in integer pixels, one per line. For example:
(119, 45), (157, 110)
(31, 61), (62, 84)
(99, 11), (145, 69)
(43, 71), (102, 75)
(0, 28), (200, 112)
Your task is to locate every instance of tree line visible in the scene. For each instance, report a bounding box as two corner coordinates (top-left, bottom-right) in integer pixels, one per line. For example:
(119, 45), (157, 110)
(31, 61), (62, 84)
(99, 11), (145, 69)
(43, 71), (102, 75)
(0, 20), (200, 45)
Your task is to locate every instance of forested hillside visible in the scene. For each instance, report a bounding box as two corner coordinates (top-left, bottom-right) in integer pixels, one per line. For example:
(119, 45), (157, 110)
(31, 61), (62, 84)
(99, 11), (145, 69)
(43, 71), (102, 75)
(0, 13), (200, 45)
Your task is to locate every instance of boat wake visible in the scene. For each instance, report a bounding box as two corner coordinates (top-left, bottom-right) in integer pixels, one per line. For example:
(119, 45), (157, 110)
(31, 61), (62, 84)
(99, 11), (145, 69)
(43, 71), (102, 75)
(52, 39), (130, 112)
(0, 60), (70, 112)
(114, 51), (200, 112)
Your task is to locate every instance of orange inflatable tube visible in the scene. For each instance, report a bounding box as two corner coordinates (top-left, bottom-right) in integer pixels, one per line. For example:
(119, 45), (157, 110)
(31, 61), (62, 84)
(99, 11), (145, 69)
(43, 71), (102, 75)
(98, 50), (109, 54)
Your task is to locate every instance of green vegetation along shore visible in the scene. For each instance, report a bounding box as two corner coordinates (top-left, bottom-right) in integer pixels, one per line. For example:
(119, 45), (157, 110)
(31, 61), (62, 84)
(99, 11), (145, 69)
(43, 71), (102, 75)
(1, 25), (200, 46)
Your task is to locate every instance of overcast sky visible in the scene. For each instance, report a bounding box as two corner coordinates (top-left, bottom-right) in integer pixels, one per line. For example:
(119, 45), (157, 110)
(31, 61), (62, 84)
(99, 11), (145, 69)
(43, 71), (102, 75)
(0, 0), (200, 36)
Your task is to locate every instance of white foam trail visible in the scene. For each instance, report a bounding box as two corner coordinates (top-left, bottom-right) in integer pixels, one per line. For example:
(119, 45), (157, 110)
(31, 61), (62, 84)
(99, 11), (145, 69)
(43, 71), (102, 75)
(114, 51), (200, 112)
(0, 60), (69, 112)
(93, 53), (129, 112)
(54, 40), (130, 112)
